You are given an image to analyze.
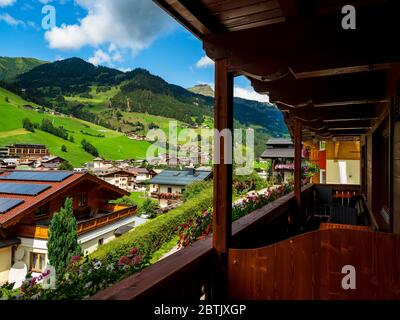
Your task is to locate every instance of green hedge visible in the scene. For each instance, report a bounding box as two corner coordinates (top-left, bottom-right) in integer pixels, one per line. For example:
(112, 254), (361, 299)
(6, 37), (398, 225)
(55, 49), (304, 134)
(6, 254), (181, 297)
(90, 186), (213, 263)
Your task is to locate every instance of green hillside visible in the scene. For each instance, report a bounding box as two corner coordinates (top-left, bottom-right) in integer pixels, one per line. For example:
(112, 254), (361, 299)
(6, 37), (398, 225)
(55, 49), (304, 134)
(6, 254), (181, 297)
(0, 57), (47, 82)
(0, 87), (153, 167)
(9, 57), (288, 157)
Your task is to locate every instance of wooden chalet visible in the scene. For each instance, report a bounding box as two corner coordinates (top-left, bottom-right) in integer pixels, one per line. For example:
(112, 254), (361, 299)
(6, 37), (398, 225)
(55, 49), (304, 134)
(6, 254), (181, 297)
(91, 0), (400, 300)
(0, 170), (137, 286)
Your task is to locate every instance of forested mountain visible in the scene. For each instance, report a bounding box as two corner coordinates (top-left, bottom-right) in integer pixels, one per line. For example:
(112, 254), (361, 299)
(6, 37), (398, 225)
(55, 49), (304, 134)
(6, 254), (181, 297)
(0, 57), (47, 82)
(4, 57), (288, 156)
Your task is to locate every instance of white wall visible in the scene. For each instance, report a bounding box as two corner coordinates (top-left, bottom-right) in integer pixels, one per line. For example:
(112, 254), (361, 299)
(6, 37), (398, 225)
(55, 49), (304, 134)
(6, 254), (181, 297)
(0, 247), (12, 284)
(326, 159), (360, 184)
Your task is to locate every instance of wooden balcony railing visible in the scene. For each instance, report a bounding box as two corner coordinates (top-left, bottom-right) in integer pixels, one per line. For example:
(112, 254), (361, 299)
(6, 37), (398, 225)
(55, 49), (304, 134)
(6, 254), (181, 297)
(91, 183), (392, 300)
(91, 186), (305, 300)
(229, 228), (400, 299)
(76, 206), (136, 235)
(14, 205), (137, 240)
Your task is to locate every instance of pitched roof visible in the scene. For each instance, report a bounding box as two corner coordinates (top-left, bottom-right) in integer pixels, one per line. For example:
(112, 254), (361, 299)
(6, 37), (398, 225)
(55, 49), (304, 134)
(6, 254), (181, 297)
(99, 169), (136, 177)
(266, 138), (293, 146)
(129, 167), (149, 174)
(149, 169), (212, 186)
(0, 170), (128, 228)
(261, 148), (295, 159)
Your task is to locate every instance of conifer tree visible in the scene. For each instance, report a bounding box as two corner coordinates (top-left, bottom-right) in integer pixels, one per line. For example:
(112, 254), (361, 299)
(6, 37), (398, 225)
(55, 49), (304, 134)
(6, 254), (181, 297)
(47, 198), (82, 275)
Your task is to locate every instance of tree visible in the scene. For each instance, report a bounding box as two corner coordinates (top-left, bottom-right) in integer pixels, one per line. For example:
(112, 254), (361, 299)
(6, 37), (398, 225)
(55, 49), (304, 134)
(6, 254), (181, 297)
(5, 96), (9, 103)
(81, 139), (99, 157)
(47, 198), (82, 275)
(69, 135), (75, 143)
(139, 198), (159, 219)
(58, 162), (73, 171)
(61, 145), (67, 152)
(22, 118), (35, 132)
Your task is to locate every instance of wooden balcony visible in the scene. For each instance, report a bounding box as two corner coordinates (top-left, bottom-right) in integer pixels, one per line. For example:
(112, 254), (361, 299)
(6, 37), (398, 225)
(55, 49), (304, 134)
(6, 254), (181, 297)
(14, 205), (137, 240)
(91, 184), (400, 300)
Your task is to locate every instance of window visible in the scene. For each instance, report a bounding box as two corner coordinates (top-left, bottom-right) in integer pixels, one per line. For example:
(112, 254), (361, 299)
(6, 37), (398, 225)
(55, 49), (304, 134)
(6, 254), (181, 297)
(181, 188), (186, 193)
(98, 238), (104, 246)
(30, 252), (45, 272)
(167, 187), (172, 193)
(35, 203), (49, 219)
(319, 141), (326, 151)
(78, 193), (88, 208)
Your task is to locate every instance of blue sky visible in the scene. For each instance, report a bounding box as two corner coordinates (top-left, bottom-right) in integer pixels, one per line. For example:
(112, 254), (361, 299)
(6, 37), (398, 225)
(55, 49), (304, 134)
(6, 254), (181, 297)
(0, 0), (268, 102)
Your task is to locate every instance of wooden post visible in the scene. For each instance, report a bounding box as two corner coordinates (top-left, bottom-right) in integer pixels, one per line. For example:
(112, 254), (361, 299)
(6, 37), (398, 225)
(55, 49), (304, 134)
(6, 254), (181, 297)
(212, 58), (233, 299)
(294, 119), (302, 224)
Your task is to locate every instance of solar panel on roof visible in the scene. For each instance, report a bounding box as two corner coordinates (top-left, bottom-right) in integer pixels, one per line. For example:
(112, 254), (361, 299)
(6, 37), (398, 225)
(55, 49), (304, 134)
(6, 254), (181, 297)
(0, 171), (72, 182)
(0, 198), (24, 214)
(0, 183), (51, 196)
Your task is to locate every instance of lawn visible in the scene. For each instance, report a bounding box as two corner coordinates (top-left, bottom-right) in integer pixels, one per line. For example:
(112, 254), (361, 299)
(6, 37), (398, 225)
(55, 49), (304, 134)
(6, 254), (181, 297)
(128, 191), (153, 207)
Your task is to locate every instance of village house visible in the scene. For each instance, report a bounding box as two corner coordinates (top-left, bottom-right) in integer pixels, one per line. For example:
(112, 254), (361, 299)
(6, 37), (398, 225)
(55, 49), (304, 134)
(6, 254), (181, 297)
(149, 168), (212, 208)
(4, 144), (50, 160)
(261, 138), (305, 183)
(36, 156), (68, 170)
(0, 170), (140, 287)
(98, 169), (138, 192)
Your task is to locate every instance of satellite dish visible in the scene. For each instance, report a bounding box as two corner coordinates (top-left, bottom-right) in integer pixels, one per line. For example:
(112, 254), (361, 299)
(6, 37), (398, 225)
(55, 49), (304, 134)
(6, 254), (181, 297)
(14, 248), (25, 261)
(8, 261), (28, 289)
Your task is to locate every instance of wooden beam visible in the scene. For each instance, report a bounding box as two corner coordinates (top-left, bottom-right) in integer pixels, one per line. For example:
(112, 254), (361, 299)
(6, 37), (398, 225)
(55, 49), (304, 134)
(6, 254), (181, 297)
(213, 58), (233, 299)
(278, 102), (379, 122)
(154, 0), (204, 39)
(292, 63), (394, 79)
(251, 71), (387, 106)
(204, 1), (400, 77)
(294, 119), (302, 222)
(179, 0), (227, 33)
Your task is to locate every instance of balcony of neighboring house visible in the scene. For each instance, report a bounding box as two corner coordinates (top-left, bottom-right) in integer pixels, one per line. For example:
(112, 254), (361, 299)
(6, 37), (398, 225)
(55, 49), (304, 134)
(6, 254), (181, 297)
(13, 204), (137, 240)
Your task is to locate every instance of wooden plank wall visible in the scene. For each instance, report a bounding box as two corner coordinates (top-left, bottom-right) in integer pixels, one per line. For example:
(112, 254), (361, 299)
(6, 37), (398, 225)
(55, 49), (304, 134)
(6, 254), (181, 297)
(366, 135), (373, 210)
(393, 119), (400, 234)
(228, 229), (400, 299)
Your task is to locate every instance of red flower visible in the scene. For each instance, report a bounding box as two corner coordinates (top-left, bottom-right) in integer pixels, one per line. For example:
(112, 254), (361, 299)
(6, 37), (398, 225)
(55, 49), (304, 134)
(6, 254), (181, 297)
(118, 256), (130, 266)
(71, 255), (82, 263)
(130, 248), (138, 255)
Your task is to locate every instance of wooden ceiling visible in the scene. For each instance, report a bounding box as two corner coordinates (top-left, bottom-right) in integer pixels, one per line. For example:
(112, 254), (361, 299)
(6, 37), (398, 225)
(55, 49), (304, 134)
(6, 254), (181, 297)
(155, 0), (400, 139)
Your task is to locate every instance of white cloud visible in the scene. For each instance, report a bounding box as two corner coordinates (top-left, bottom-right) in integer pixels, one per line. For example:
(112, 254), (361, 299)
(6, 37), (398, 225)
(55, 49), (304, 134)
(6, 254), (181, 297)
(0, 0), (16, 7)
(118, 67), (131, 73)
(195, 81), (269, 103)
(234, 86), (270, 103)
(88, 47), (124, 66)
(44, 0), (174, 53)
(195, 55), (214, 68)
(88, 49), (111, 66)
(0, 13), (24, 26)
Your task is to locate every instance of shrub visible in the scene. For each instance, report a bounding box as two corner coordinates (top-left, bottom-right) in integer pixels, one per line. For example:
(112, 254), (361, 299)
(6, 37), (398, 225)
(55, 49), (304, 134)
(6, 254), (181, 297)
(109, 195), (137, 207)
(183, 180), (212, 202)
(90, 186), (213, 263)
(139, 198), (159, 218)
(22, 118), (35, 132)
(81, 139), (99, 157)
(61, 145), (67, 152)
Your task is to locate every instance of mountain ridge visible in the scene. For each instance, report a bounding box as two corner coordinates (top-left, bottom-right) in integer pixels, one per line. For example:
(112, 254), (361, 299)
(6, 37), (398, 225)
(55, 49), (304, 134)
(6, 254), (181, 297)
(3, 57), (288, 157)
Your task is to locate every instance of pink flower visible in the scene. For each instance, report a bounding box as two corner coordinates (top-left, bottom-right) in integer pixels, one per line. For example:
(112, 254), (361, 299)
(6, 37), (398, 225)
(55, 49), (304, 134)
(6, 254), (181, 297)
(71, 255), (82, 263)
(130, 248), (138, 255)
(118, 256), (130, 266)
(131, 255), (142, 266)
